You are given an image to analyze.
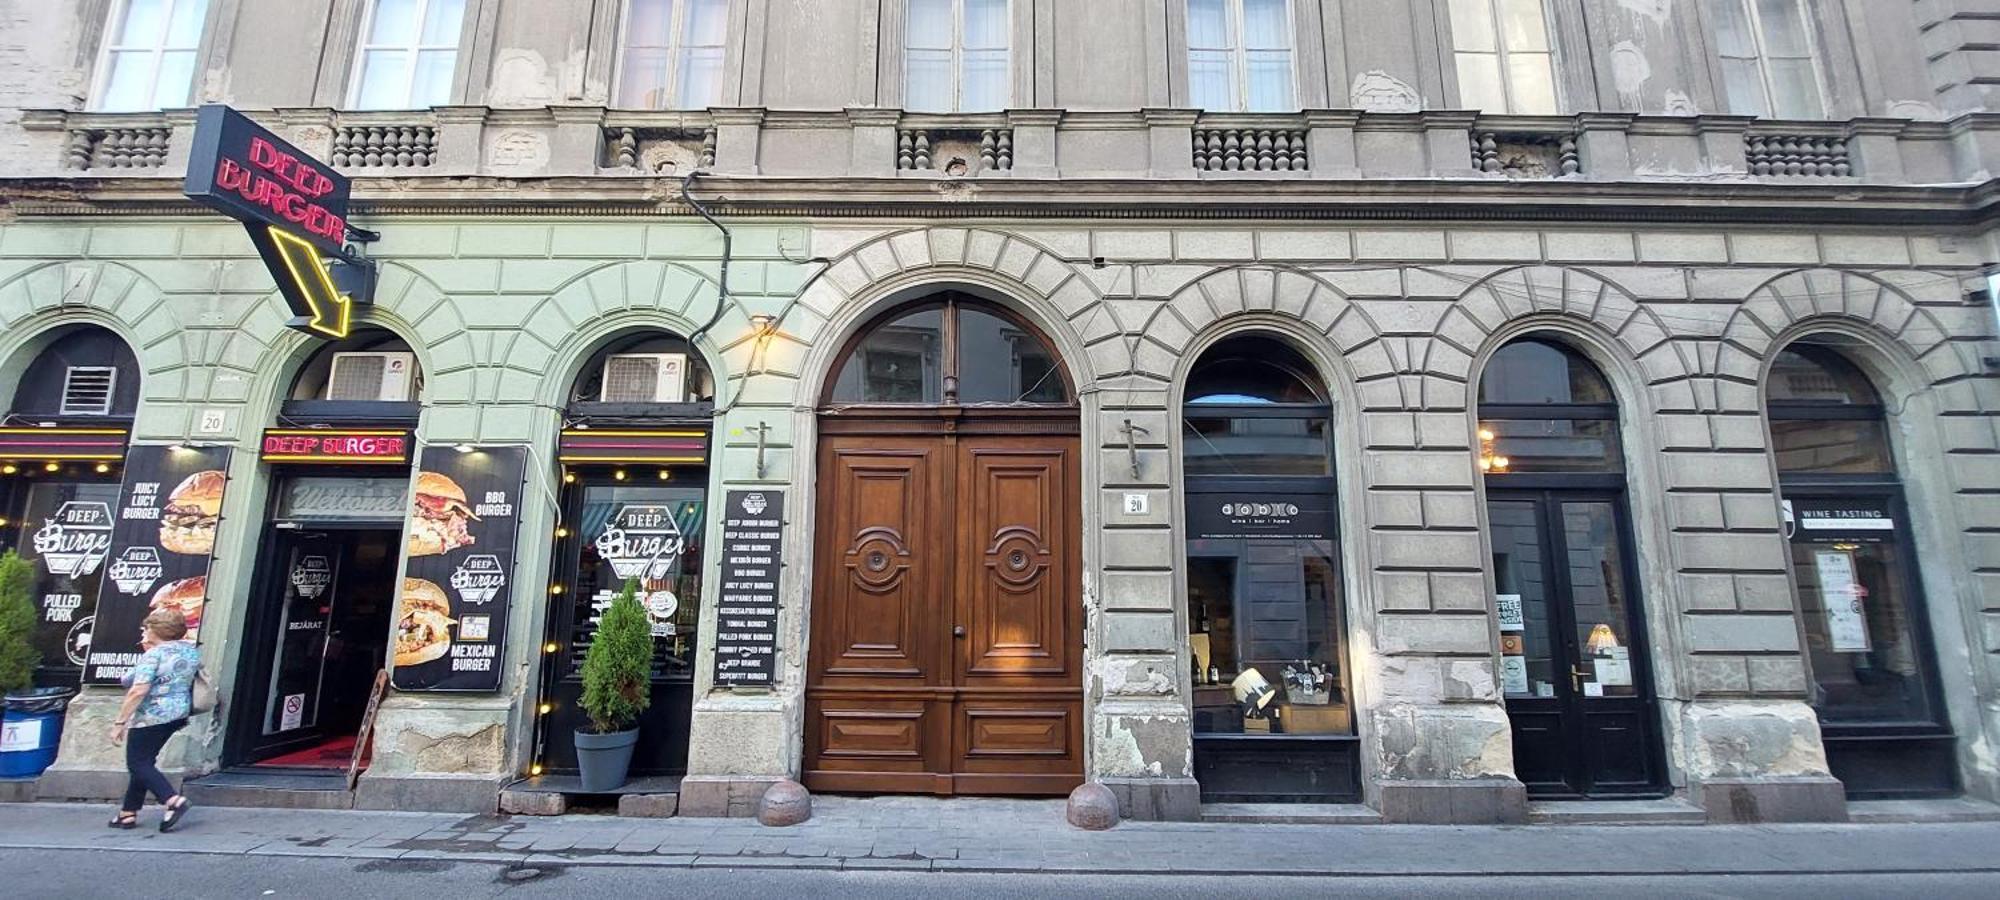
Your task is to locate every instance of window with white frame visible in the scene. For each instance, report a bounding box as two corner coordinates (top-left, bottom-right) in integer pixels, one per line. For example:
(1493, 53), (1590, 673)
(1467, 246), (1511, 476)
(92, 0), (210, 112)
(904, 0), (1010, 113)
(1186, 0), (1295, 112)
(1708, 0), (1824, 119)
(617, 0), (729, 109)
(1447, 0), (1558, 115)
(350, 0), (466, 110)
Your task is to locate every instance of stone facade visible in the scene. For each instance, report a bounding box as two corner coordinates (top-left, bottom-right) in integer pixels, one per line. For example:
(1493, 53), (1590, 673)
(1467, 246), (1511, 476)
(2, 0), (1999, 822)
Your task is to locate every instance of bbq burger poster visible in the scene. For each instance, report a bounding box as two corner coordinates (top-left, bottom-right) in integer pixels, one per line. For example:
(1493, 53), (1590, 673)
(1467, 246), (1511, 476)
(84, 446), (232, 684)
(392, 445), (526, 692)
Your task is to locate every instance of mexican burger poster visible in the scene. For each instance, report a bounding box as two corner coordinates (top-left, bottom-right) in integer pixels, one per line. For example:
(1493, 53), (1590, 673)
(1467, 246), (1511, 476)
(84, 446), (232, 684)
(392, 445), (525, 692)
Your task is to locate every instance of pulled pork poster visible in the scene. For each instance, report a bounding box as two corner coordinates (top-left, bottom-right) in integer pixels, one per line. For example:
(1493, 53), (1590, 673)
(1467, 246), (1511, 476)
(84, 446), (232, 685)
(392, 445), (525, 692)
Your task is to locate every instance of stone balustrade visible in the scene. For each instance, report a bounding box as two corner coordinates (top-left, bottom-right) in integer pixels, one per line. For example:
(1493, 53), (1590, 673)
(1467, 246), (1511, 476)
(15, 106), (2000, 189)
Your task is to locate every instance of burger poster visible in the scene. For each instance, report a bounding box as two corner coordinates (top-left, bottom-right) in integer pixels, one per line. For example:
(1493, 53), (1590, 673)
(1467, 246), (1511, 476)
(83, 446), (232, 685)
(392, 445), (526, 692)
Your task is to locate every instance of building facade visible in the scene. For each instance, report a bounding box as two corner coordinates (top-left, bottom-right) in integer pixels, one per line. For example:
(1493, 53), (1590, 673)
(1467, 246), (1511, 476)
(1, 0), (1998, 822)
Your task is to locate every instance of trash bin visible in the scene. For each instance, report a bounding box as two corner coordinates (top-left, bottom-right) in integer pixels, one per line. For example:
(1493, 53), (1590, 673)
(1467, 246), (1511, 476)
(0, 687), (76, 779)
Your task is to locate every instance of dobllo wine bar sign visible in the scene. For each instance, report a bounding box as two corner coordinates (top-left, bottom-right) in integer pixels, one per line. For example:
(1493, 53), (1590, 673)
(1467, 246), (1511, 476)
(182, 105), (375, 339)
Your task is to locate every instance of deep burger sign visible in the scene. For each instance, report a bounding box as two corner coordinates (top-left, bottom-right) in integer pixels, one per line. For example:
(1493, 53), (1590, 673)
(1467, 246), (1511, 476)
(183, 104), (373, 340)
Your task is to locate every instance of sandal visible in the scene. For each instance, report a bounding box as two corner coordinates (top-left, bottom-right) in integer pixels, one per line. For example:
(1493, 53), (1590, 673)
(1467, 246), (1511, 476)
(160, 797), (191, 833)
(107, 813), (138, 830)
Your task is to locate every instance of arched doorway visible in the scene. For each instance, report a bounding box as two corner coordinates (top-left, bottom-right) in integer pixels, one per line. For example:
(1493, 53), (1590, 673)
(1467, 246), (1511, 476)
(1479, 337), (1666, 798)
(1765, 341), (1956, 797)
(804, 292), (1082, 796)
(1179, 335), (1359, 803)
(534, 330), (715, 779)
(0, 325), (140, 686)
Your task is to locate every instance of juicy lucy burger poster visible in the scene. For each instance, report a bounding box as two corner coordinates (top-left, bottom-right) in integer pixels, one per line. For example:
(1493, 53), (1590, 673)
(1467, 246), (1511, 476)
(84, 446), (232, 684)
(392, 445), (525, 692)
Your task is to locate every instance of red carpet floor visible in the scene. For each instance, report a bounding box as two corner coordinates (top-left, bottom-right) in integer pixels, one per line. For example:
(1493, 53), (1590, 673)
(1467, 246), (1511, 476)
(253, 735), (363, 769)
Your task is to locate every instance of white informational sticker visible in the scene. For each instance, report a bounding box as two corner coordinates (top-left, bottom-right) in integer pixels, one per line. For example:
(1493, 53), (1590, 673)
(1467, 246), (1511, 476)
(1814, 550), (1871, 652)
(1535, 682), (1555, 698)
(1582, 682), (1605, 698)
(458, 615), (491, 642)
(1606, 646), (1629, 661)
(1496, 594), (1525, 632)
(1596, 657), (1633, 688)
(1501, 655), (1529, 695)
(0, 718), (43, 752)
(280, 693), (304, 732)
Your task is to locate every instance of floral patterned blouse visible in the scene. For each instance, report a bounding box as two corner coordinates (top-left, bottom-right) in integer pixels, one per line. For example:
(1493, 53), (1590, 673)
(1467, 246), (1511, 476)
(123, 640), (201, 728)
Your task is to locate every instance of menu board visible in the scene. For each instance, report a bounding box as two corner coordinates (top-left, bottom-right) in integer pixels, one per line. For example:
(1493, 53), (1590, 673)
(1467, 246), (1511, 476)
(392, 445), (525, 692)
(11, 481), (121, 683)
(712, 489), (783, 687)
(84, 446), (232, 684)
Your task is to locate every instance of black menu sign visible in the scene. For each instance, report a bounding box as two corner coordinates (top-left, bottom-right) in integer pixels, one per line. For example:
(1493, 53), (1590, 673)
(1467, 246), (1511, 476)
(85, 446), (232, 684)
(713, 489), (783, 687)
(393, 445), (525, 692)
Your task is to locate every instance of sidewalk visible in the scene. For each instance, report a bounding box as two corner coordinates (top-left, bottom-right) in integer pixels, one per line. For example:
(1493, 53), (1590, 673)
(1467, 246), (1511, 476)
(5, 798), (2000, 877)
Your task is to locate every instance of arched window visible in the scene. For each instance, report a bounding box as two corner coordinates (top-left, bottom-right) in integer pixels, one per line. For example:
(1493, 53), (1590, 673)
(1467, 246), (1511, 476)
(1476, 338), (1620, 473)
(286, 328), (424, 406)
(1181, 335), (1354, 803)
(9, 326), (141, 419)
(1479, 335), (1664, 798)
(825, 294), (1070, 406)
(1766, 342), (1953, 797)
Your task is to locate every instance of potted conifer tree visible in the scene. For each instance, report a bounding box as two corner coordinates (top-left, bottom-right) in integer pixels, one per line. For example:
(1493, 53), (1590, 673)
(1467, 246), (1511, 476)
(0, 550), (37, 693)
(575, 578), (652, 791)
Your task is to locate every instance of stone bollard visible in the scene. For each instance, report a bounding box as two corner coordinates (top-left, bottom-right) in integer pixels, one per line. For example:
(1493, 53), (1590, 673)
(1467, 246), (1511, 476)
(757, 778), (812, 827)
(1066, 781), (1119, 830)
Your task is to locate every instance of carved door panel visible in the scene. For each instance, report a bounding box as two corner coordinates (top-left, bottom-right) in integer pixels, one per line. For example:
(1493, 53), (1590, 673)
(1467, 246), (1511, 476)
(805, 430), (1082, 796)
(949, 438), (1082, 794)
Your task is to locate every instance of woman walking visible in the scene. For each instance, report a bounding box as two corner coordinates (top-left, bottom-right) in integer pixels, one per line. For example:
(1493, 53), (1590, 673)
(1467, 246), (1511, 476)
(108, 608), (200, 831)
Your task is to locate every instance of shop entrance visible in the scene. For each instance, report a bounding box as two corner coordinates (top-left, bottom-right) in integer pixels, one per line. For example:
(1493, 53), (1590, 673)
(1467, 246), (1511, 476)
(804, 295), (1082, 795)
(229, 526), (399, 767)
(1488, 490), (1663, 796)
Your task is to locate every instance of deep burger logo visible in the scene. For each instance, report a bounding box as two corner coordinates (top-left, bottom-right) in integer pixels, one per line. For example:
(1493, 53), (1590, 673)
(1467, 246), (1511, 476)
(448, 554), (505, 604)
(107, 546), (165, 595)
(31, 501), (114, 577)
(290, 555), (332, 600)
(740, 492), (768, 516)
(595, 504), (686, 581)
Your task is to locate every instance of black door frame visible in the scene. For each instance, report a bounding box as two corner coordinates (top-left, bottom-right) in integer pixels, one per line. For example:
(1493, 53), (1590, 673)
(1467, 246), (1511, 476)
(1487, 476), (1668, 798)
(226, 519), (400, 767)
(1779, 477), (1958, 797)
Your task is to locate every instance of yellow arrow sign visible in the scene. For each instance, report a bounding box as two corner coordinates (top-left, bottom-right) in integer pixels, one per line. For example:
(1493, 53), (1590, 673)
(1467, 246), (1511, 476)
(265, 225), (354, 339)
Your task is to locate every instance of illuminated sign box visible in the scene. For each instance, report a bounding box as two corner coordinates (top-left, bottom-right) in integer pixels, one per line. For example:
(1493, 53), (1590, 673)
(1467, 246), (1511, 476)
(261, 429), (411, 466)
(183, 105), (374, 340)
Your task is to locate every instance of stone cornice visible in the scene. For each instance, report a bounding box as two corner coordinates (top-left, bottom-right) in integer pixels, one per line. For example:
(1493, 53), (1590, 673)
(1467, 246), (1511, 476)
(4, 175), (1996, 228)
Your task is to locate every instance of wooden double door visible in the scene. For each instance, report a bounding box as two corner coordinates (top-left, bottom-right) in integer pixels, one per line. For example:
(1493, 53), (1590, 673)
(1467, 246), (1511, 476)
(805, 417), (1083, 795)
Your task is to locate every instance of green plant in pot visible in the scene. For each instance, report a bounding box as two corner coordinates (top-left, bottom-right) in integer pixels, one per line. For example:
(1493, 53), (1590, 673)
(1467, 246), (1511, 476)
(575, 578), (653, 791)
(0, 550), (38, 693)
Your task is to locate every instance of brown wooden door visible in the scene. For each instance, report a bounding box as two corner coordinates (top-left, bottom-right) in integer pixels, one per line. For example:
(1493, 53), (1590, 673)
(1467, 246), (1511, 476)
(805, 425), (1082, 795)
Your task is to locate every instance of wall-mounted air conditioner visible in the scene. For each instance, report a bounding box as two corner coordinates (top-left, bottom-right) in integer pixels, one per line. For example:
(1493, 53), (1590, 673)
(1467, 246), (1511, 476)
(600, 353), (686, 403)
(325, 351), (416, 402)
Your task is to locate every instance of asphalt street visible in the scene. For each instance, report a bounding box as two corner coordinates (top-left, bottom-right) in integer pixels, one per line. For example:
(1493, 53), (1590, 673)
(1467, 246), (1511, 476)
(5, 847), (2000, 899)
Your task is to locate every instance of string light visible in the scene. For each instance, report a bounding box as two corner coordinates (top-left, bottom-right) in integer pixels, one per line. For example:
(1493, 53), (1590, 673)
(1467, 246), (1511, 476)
(1, 464), (15, 475)
(538, 703), (553, 715)
(656, 469), (670, 480)
(563, 471), (576, 484)
(554, 527), (570, 538)
(94, 463), (111, 474)
(530, 763), (544, 776)
(613, 470), (627, 481)
(43, 462), (59, 473)
(549, 584), (564, 595)
(543, 642), (559, 654)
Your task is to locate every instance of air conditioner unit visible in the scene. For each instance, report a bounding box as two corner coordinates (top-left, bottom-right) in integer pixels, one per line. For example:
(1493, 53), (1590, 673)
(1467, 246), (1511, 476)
(600, 353), (687, 403)
(325, 351), (417, 402)
(58, 366), (117, 415)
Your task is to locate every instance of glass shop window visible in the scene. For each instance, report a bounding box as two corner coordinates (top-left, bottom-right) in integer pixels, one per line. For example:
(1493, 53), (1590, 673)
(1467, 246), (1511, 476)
(617, 0), (729, 109)
(93, 0), (210, 112)
(5, 478), (124, 684)
(351, 0), (466, 110)
(825, 296), (1071, 406)
(1766, 346), (1894, 475)
(1477, 338), (1621, 474)
(565, 483), (705, 680)
(1187, 0), (1296, 112)
(1183, 336), (1350, 737)
(1447, 0), (1559, 114)
(905, 0), (1010, 112)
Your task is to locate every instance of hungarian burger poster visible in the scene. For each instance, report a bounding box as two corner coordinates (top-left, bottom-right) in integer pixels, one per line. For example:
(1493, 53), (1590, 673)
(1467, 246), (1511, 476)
(392, 445), (526, 692)
(84, 446), (232, 684)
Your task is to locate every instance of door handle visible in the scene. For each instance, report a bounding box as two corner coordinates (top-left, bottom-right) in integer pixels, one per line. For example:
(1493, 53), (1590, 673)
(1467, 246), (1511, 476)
(1570, 665), (1585, 693)
(953, 625), (966, 638)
